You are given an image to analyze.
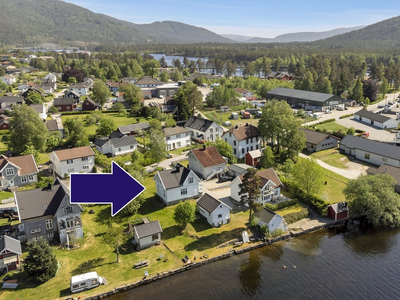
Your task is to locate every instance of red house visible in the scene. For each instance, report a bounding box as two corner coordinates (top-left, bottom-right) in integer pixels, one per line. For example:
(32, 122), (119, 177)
(0, 118), (9, 130)
(54, 97), (76, 112)
(243, 111), (251, 119)
(82, 98), (98, 111)
(328, 202), (349, 221)
(245, 149), (262, 167)
(0, 235), (22, 272)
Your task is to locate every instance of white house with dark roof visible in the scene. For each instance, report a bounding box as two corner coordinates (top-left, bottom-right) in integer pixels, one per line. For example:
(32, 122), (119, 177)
(340, 135), (400, 167)
(154, 165), (201, 206)
(0, 235), (22, 272)
(43, 73), (57, 83)
(15, 179), (84, 244)
(68, 83), (89, 96)
(0, 154), (38, 190)
(230, 168), (283, 204)
(30, 103), (47, 121)
(187, 146), (228, 180)
(222, 123), (261, 159)
(301, 129), (339, 152)
(354, 109), (399, 129)
(49, 146), (95, 178)
(134, 76), (164, 88)
(196, 193), (231, 227)
(95, 134), (137, 157)
(254, 208), (287, 233)
(117, 122), (150, 135)
(133, 220), (163, 250)
(163, 126), (192, 151)
(184, 116), (224, 142)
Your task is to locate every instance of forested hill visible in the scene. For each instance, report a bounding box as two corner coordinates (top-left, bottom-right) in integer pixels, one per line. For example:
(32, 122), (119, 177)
(317, 16), (400, 48)
(0, 0), (232, 46)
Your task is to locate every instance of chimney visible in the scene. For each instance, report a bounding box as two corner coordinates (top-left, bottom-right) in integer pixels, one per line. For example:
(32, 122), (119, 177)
(47, 183), (53, 191)
(175, 164), (180, 172)
(203, 144), (206, 151)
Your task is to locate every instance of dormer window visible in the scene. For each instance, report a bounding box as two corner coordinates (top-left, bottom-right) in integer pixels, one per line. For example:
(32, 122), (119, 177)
(5, 168), (14, 176)
(188, 177), (193, 184)
(64, 206), (73, 214)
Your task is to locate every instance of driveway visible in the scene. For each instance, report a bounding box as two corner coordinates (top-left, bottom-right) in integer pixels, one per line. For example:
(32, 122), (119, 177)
(335, 118), (396, 142)
(145, 153), (188, 173)
(46, 88), (66, 109)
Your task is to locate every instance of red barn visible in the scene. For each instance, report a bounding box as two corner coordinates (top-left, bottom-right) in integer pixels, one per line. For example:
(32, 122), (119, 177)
(243, 111), (251, 119)
(0, 235), (22, 272)
(328, 202), (349, 221)
(82, 98), (98, 111)
(245, 149), (262, 167)
(0, 119), (9, 130)
(54, 97), (76, 112)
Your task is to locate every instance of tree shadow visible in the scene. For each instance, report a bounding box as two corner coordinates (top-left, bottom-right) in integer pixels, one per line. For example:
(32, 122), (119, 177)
(162, 225), (182, 240)
(184, 227), (244, 252)
(71, 257), (106, 276)
(191, 218), (212, 233)
(138, 196), (165, 215)
(60, 288), (73, 298)
(119, 236), (136, 255)
(94, 205), (112, 226)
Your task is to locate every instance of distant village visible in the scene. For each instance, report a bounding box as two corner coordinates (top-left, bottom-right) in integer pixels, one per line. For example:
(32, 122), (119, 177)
(0, 50), (399, 299)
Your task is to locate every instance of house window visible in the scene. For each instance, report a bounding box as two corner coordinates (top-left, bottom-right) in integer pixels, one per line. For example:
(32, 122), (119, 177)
(66, 218), (74, 229)
(256, 137), (259, 142)
(218, 214), (222, 218)
(28, 175), (34, 181)
(64, 206), (73, 214)
(67, 159), (73, 164)
(21, 176), (27, 183)
(256, 145), (259, 150)
(152, 234), (159, 241)
(82, 157), (88, 161)
(46, 219), (53, 230)
(229, 133), (232, 137)
(176, 134), (181, 138)
(216, 127), (219, 132)
(234, 141), (236, 146)
(31, 228), (41, 234)
(181, 188), (187, 195)
(365, 153), (370, 159)
(242, 149), (244, 154)
(251, 146), (253, 151)
(5, 168), (14, 176)
(48, 232), (54, 238)
(246, 139), (249, 144)
(234, 149), (237, 154)
(130, 145), (134, 149)
(0, 181), (2, 187)
(188, 177), (193, 184)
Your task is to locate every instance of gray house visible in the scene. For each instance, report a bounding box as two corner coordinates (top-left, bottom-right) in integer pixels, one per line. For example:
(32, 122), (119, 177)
(301, 129), (340, 152)
(15, 179), (84, 245)
(133, 221), (163, 250)
(0, 154), (39, 190)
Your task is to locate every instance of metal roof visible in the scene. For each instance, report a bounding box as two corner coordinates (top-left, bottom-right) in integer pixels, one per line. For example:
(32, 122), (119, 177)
(156, 166), (191, 190)
(0, 235), (22, 255)
(254, 208), (278, 224)
(118, 122), (150, 134)
(196, 193), (230, 214)
(354, 109), (391, 123)
(340, 135), (400, 161)
(184, 116), (215, 132)
(267, 87), (338, 103)
(134, 221), (163, 239)
(109, 135), (137, 148)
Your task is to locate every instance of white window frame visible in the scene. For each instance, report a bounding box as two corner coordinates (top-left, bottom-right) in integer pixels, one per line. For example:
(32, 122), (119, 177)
(188, 177), (193, 184)
(181, 188), (188, 195)
(28, 174), (34, 181)
(82, 157), (88, 161)
(67, 159), (73, 164)
(31, 228), (41, 234)
(48, 232), (54, 238)
(46, 219), (53, 230)
(82, 165), (89, 170)
(21, 176), (27, 183)
(5, 168), (14, 176)
(68, 168), (74, 173)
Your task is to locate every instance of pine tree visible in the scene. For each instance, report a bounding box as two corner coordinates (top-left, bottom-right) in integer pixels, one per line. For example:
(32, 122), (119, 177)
(24, 240), (58, 283)
(239, 168), (262, 223)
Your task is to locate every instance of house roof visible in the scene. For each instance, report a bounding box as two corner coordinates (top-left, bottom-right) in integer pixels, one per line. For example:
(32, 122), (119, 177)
(234, 87), (249, 94)
(246, 149), (262, 158)
(184, 116), (216, 133)
(197, 193), (231, 214)
(228, 164), (256, 175)
(162, 126), (191, 137)
(329, 202), (349, 214)
(0, 235), (22, 255)
(46, 120), (61, 131)
(301, 129), (338, 145)
(64, 91), (80, 98)
(0, 96), (23, 103)
(53, 146), (94, 161)
(83, 98), (97, 105)
(94, 137), (109, 148)
(109, 135), (137, 148)
(254, 207), (279, 224)
(135, 76), (164, 86)
(15, 179), (69, 220)
(0, 154), (38, 175)
(340, 135), (400, 161)
(134, 220), (163, 239)
(239, 168), (282, 189)
(118, 122), (150, 134)
(225, 124), (259, 141)
(267, 87), (337, 103)
(190, 146), (226, 167)
(54, 98), (74, 105)
(367, 164), (400, 185)
(354, 109), (392, 123)
(30, 104), (44, 114)
(69, 83), (89, 89)
(156, 166), (192, 190)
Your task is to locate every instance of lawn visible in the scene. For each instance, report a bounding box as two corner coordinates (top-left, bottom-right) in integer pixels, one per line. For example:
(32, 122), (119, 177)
(0, 173), (255, 300)
(0, 190), (13, 201)
(319, 168), (349, 204)
(310, 147), (350, 169)
(315, 121), (349, 132)
(204, 110), (259, 128)
(60, 113), (148, 136)
(168, 144), (202, 156)
(275, 204), (305, 216)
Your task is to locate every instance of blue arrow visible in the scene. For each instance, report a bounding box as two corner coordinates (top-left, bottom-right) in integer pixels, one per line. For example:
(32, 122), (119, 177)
(70, 161), (146, 216)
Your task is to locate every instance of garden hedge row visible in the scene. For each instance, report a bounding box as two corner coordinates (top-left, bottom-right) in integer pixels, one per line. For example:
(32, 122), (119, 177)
(339, 113), (354, 119)
(284, 208), (309, 224)
(264, 199), (298, 211)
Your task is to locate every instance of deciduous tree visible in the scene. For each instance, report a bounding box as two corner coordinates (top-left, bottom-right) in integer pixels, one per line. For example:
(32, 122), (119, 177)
(148, 129), (167, 166)
(102, 225), (124, 263)
(260, 146), (274, 169)
(174, 201), (195, 228)
(96, 118), (116, 137)
(292, 158), (324, 195)
(92, 80), (110, 108)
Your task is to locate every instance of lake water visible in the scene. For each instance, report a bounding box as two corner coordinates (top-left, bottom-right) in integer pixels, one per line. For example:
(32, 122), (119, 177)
(107, 225), (400, 300)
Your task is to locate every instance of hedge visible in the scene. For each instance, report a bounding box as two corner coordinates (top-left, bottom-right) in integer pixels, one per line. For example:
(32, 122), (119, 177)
(314, 118), (336, 125)
(61, 110), (119, 116)
(264, 199), (298, 211)
(284, 207), (309, 224)
(339, 113), (354, 119)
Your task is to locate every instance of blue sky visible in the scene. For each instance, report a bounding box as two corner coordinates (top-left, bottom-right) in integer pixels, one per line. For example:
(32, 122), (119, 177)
(65, 1), (400, 38)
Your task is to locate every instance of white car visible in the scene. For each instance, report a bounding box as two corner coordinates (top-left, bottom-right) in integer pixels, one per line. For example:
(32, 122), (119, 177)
(325, 110), (332, 114)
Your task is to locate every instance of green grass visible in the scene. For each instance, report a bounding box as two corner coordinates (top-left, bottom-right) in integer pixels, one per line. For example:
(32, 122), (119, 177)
(310, 147), (350, 169)
(36, 153), (50, 165)
(168, 144), (201, 156)
(0, 173), (255, 300)
(275, 204), (305, 216)
(315, 121), (349, 132)
(320, 168), (349, 204)
(204, 110), (259, 127)
(0, 141), (8, 154)
(0, 191), (13, 200)
(60, 113), (148, 136)
(178, 160), (189, 167)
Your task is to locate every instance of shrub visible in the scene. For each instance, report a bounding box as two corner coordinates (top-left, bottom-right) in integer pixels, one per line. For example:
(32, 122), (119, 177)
(339, 113), (354, 119)
(315, 118), (336, 125)
(61, 110), (119, 116)
(270, 228), (285, 238)
(264, 199), (298, 211)
(92, 165), (97, 173)
(284, 207), (309, 224)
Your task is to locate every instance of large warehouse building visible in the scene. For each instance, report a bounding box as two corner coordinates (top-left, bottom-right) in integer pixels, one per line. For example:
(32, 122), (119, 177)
(266, 87), (345, 111)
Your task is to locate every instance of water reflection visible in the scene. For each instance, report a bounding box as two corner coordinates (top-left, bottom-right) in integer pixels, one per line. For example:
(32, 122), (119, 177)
(283, 231), (326, 256)
(238, 251), (263, 297)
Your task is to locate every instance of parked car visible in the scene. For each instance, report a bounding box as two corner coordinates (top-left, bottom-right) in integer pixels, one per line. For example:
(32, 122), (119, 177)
(361, 132), (369, 138)
(337, 107), (344, 111)
(218, 175), (233, 183)
(325, 110), (332, 114)
(378, 105), (384, 108)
